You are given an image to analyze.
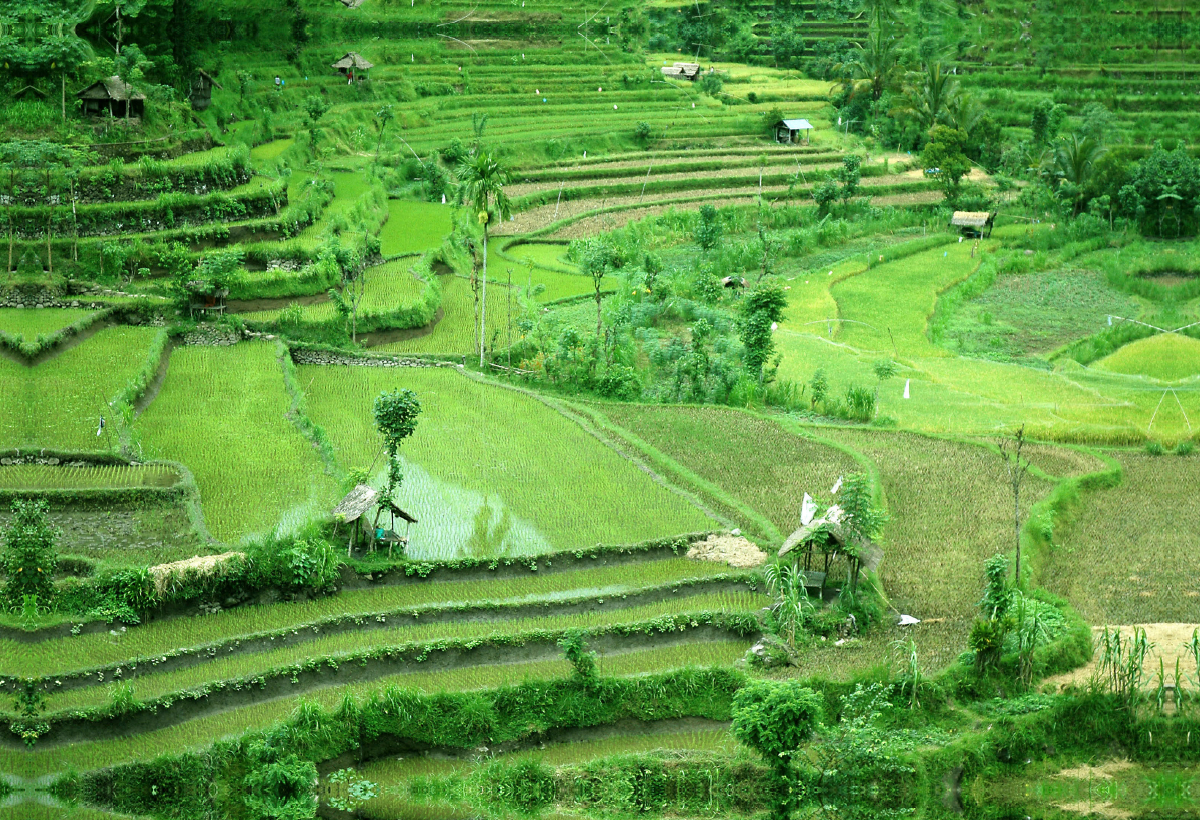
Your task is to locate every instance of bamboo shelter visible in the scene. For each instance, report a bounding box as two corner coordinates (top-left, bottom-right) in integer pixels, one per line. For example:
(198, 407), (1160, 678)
(77, 76), (145, 119)
(778, 508), (869, 594)
(373, 499), (417, 557)
(950, 210), (996, 238)
(331, 484), (378, 555)
(332, 52), (374, 81)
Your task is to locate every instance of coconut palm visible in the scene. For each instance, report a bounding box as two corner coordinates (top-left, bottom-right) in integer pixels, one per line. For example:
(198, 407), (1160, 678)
(457, 150), (512, 367)
(1053, 133), (1106, 214)
(834, 29), (902, 102)
(900, 62), (960, 132)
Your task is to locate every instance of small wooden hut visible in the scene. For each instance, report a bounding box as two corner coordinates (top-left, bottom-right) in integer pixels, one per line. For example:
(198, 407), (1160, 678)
(950, 210), (996, 238)
(778, 508), (868, 595)
(372, 499), (417, 557)
(77, 76), (145, 119)
(332, 484), (379, 555)
(661, 62), (701, 81)
(189, 69), (223, 111)
(332, 52), (374, 81)
(186, 279), (229, 318)
(775, 118), (813, 144)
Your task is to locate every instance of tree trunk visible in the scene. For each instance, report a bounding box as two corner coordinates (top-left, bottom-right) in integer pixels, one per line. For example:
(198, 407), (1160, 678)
(479, 227), (488, 367)
(46, 214), (52, 275)
(1013, 485), (1021, 585)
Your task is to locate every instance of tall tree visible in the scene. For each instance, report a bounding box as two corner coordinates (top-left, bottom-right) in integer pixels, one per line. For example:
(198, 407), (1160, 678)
(1053, 134), (1107, 215)
(373, 389), (422, 507)
(834, 28), (901, 102)
(731, 679), (823, 820)
(457, 150), (512, 367)
(901, 62), (960, 132)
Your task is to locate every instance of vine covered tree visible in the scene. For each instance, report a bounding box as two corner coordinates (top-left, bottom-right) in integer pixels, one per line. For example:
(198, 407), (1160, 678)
(739, 282), (788, 384)
(374, 389), (422, 505)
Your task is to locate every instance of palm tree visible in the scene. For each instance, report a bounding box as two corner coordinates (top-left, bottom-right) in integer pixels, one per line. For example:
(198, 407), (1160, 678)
(457, 150), (512, 367)
(900, 62), (960, 132)
(947, 92), (985, 136)
(834, 28), (901, 102)
(1053, 133), (1106, 214)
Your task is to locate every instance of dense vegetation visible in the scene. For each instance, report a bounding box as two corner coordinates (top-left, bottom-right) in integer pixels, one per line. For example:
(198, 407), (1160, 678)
(1, 0), (1198, 818)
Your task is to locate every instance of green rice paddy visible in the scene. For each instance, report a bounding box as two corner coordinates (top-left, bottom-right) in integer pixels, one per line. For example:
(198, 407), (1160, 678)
(1094, 333), (1200, 382)
(136, 342), (338, 541)
(0, 308), (93, 339)
(380, 200), (454, 256)
(301, 365), (716, 556)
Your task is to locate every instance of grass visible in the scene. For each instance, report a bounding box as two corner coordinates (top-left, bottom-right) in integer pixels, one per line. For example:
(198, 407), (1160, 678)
(0, 463), (179, 490)
(593, 404), (859, 542)
(358, 725), (738, 787)
(241, 258), (427, 326)
(135, 342), (338, 541)
(3, 641), (752, 778)
(379, 200), (454, 256)
(0, 308), (93, 340)
(250, 138), (294, 161)
(7, 559), (738, 677)
(816, 428), (1053, 627)
(301, 366), (715, 557)
(373, 273), (515, 355)
(938, 267), (1140, 363)
(43, 590), (767, 713)
(1044, 450), (1200, 624)
(18, 326), (160, 451)
(1093, 333), (1200, 382)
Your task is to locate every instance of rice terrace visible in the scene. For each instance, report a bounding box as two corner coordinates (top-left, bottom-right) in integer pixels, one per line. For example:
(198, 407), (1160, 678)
(2, 0), (1200, 818)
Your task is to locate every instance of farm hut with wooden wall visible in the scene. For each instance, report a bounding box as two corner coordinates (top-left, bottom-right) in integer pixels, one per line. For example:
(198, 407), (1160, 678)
(77, 76), (145, 119)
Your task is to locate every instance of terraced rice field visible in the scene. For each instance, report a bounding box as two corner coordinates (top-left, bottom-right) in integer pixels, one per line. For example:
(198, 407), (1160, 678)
(380, 200), (454, 256)
(0, 308), (93, 340)
(301, 365), (716, 556)
(0, 463), (179, 490)
(135, 342), (338, 540)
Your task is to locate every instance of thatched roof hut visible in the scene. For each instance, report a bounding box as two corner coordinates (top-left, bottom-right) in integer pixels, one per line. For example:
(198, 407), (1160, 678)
(661, 62), (701, 80)
(951, 210), (995, 237)
(332, 484), (378, 524)
(779, 507), (871, 592)
(77, 76), (145, 118)
(332, 52), (374, 79)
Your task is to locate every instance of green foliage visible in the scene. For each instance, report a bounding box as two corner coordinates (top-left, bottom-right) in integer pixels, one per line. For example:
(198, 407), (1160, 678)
(921, 126), (972, 198)
(738, 282), (787, 381)
(558, 628), (598, 680)
(634, 121), (651, 142)
(812, 180), (841, 214)
(694, 204), (722, 251)
(2, 498), (58, 612)
(837, 154), (862, 202)
(373, 388), (422, 501)
(242, 750), (318, 820)
(731, 679), (822, 820)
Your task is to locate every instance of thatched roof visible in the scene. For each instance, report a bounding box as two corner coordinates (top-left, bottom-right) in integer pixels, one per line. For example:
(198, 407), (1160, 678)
(197, 69), (223, 90)
(779, 508), (870, 558)
(332, 484), (378, 523)
(661, 62), (700, 79)
(332, 52), (374, 70)
(779, 118), (813, 130)
(77, 76), (145, 102)
(951, 211), (993, 228)
(378, 497), (418, 524)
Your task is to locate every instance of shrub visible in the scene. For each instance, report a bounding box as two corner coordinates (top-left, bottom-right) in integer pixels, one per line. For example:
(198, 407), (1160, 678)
(634, 121), (651, 142)
(2, 499), (58, 613)
(1176, 440), (1195, 456)
(1145, 440), (1165, 456)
